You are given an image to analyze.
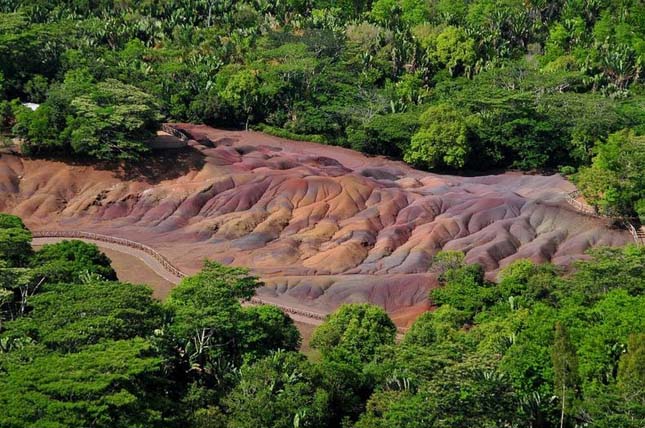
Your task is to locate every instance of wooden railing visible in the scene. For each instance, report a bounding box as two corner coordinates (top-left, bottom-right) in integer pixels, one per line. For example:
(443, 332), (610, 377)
(624, 222), (645, 246)
(32, 230), (186, 278)
(248, 297), (326, 321)
(31, 230), (328, 321)
(564, 191), (643, 245)
(161, 123), (191, 142)
(565, 190), (604, 218)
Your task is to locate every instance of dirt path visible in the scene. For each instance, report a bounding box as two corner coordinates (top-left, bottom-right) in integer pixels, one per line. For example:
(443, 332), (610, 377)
(33, 237), (183, 284)
(31, 235), (325, 327)
(33, 242), (175, 299)
(32, 236), (408, 349)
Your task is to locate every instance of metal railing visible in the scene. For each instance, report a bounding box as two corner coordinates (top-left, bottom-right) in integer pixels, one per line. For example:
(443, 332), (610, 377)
(31, 230), (329, 321)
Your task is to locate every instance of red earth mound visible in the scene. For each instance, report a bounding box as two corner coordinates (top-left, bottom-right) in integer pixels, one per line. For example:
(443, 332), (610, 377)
(0, 124), (630, 323)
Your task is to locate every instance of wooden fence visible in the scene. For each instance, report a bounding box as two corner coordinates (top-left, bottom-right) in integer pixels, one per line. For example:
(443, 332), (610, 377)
(565, 190), (602, 218)
(161, 123), (191, 142)
(564, 191), (643, 245)
(31, 230), (327, 321)
(33, 230), (186, 278)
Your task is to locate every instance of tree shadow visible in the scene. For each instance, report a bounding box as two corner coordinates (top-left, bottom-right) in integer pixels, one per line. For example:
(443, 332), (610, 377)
(12, 143), (206, 185)
(113, 146), (206, 184)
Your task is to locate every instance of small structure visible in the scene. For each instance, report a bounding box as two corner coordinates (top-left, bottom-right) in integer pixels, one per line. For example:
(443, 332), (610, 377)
(22, 102), (40, 111)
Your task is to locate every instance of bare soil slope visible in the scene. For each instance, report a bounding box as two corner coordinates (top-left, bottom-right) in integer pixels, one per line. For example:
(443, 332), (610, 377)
(0, 125), (629, 325)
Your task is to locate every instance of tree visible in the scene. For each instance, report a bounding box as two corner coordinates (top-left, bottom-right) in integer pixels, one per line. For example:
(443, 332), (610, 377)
(432, 26), (476, 77)
(67, 79), (161, 161)
(615, 334), (645, 422)
(576, 129), (645, 219)
(238, 305), (301, 362)
(357, 355), (518, 428)
(0, 213), (33, 267)
(4, 281), (163, 352)
(15, 71), (161, 162)
(404, 104), (475, 169)
(430, 259), (496, 322)
(552, 322), (579, 428)
(0, 12), (66, 98)
(347, 110), (419, 157)
(310, 303), (396, 363)
(370, 0), (430, 27)
(216, 66), (262, 130)
(429, 250), (466, 276)
(163, 261), (269, 394)
(497, 259), (559, 306)
(224, 351), (330, 428)
(560, 245), (644, 303)
(30, 239), (117, 283)
(13, 68), (95, 154)
(403, 311), (437, 346)
(0, 262), (37, 328)
(0, 339), (171, 428)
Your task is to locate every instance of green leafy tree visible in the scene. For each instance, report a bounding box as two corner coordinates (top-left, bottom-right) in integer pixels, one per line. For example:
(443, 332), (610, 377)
(559, 245), (644, 303)
(432, 26), (476, 77)
(13, 69), (94, 151)
(238, 304), (301, 362)
(577, 129), (645, 219)
(162, 260), (301, 408)
(371, 0), (430, 27)
(497, 259), (559, 307)
(310, 303), (396, 363)
(15, 73), (160, 162)
(405, 104), (476, 169)
(0, 339), (171, 428)
(0, 262), (37, 328)
(615, 334), (645, 422)
(4, 281), (163, 352)
(224, 351), (330, 428)
(216, 66), (262, 130)
(0, 213), (33, 267)
(430, 257), (496, 322)
(30, 239), (117, 283)
(357, 355), (517, 428)
(67, 79), (161, 161)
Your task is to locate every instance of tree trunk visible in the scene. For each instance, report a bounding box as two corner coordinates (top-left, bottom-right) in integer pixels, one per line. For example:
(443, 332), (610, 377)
(560, 384), (566, 428)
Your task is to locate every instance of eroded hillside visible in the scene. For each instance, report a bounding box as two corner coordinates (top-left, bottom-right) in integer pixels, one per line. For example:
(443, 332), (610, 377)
(0, 125), (629, 323)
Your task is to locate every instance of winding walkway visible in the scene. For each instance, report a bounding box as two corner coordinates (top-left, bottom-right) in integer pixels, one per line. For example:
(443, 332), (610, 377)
(31, 231), (326, 326)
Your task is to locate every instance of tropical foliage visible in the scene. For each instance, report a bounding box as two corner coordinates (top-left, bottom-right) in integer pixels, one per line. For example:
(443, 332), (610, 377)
(1, 213), (643, 427)
(0, 0), (641, 176)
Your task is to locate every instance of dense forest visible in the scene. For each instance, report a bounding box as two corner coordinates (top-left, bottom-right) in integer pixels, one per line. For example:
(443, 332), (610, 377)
(1, 212), (644, 428)
(0, 0), (643, 219)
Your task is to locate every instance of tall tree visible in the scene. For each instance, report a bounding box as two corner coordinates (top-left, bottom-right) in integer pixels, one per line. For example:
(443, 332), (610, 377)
(311, 303), (396, 363)
(0, 214), (33, 267)
(552, 321), (579, 428)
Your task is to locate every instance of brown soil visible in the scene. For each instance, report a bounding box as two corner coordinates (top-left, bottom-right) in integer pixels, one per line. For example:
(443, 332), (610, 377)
(293, 321), (318, 357)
